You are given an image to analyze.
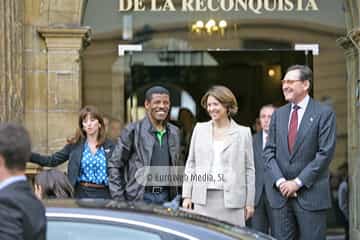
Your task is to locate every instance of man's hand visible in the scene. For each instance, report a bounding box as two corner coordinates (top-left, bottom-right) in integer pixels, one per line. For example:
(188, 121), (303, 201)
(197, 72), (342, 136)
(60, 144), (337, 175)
(279, 180), (300, 198)
(182, 198), (192, 209)
(245, 206), (255, 220)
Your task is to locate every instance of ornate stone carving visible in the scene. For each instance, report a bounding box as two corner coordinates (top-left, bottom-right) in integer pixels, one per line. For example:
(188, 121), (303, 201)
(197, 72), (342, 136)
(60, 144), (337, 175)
(38, 26), (91, 50)
(348, 28), (360, 49)
(337, 36), (356, 53)
(341, 10), (360, 237)
(38, 26), (91, 110)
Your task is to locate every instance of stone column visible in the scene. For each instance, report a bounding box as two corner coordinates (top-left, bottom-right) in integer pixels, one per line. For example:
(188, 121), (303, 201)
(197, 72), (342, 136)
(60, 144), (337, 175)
(112, 57), (126, 128)
(37, 26), (90, 156)
(337, 32), (360, 240)
(0, 0), (24, 123)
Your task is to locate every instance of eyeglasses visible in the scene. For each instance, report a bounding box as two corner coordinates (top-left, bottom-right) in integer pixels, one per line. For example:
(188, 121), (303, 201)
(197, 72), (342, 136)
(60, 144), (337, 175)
(281, 79), (304, 85)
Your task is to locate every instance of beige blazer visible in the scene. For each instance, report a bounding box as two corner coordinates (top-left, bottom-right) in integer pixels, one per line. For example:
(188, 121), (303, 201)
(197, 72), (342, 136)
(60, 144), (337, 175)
(182, 120), (255, 208)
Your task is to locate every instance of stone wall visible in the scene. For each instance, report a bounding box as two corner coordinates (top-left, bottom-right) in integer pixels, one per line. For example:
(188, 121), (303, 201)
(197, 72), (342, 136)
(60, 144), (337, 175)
(23, 0), (88, 172)
(0, 0), (24, 123)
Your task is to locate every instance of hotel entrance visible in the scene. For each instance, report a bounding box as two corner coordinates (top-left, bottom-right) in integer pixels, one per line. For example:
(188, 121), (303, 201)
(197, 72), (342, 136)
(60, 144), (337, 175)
(123, 50), (313, 128)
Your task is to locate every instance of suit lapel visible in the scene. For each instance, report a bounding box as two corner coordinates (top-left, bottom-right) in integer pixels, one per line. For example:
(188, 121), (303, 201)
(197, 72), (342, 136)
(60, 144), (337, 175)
(206, 121), (214, 150)
(103, 140), (114, 160)
(290, 98), (316, 160)
(74, 141), (84, 167)
(221, 120), (238, 153)
(253, 131), (263, 168)
(257, 131), (263, 151)
(141, 117), (155, 166)
(200, 121), (213, 172)
(222, 134), (233, 153)
(167, 124), (177, 166)
(281, 104), (292, 157)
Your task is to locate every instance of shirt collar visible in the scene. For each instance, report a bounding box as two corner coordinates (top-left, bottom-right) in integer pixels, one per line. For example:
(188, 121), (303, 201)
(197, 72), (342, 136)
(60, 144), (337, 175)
(148, 120), (167, 134)
(0, 175), (26, 190)
(84, 141), (104, 153)
(292, 94), (310, 110)
(262, 130), (268, 138)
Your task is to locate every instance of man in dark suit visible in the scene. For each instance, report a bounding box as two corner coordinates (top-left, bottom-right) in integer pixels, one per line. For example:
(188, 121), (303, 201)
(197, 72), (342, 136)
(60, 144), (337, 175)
(0, 123), (46, 240)
(248, 104), (275, 234)
(264, 65), (336, 240)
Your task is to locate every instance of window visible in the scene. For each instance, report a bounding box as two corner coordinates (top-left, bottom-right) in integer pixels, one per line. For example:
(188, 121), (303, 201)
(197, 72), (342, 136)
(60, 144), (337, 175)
(47, 221), (163, 240)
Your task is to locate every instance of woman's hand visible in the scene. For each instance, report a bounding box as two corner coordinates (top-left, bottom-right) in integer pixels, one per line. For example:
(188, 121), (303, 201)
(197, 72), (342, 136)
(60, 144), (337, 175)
(182, 198), (192, 209)
(245, 205), (254, 220)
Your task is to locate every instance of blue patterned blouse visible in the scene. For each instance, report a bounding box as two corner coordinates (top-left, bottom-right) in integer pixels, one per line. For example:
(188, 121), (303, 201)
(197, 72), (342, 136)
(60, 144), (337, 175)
(78, 142), (108, 185)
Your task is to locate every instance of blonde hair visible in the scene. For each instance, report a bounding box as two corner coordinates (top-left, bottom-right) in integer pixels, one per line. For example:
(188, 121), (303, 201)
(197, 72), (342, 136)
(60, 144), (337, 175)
(201, 85), (238, 117)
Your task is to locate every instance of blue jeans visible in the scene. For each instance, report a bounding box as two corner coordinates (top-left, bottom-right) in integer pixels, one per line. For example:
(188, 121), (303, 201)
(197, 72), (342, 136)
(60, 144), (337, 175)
(143, 191), (169, 205)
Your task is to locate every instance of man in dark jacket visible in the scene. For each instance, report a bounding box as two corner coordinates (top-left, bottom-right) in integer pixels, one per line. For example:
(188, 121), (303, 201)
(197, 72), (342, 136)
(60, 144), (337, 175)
(0, 123), (46, 240)
(248, 104), (275, 233)
(109, 86), (182, 204)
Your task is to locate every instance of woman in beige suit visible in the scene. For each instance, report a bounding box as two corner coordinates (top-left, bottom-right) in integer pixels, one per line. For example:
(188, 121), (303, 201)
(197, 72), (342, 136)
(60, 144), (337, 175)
(182, 85), (255, 227)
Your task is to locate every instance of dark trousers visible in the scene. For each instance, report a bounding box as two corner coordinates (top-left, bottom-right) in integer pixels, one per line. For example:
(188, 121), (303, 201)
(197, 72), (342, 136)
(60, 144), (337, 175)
(75, 185), (111, 199)
(270, 198), (327, 240)
(248, 192), (273, 234)
(143, 191), (169, 205)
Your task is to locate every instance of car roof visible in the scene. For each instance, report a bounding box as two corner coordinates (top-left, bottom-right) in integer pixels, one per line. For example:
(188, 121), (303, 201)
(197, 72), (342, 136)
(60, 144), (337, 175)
(45, 199), (274, 240)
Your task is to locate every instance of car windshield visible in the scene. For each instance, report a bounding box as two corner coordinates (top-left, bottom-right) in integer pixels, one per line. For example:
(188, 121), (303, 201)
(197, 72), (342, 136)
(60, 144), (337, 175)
(48, 221), (163, 240)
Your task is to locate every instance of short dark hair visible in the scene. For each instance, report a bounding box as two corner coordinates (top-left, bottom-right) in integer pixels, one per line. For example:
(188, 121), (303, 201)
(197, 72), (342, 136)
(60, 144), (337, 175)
(286, 65), (313, 83)
(0, 123), (31, 171)
(145, 86), (170, 101)
(35, 169), (74, 199)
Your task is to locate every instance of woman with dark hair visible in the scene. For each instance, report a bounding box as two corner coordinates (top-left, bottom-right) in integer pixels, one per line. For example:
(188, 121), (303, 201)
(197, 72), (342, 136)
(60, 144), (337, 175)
(182, 85), (255, 226)
(34, 169), (73, 199)
(30, 105), (115, 199)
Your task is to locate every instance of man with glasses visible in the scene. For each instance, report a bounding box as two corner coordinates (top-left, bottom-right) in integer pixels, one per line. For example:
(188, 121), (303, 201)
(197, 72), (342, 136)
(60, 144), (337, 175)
(264, 65), (336, 240)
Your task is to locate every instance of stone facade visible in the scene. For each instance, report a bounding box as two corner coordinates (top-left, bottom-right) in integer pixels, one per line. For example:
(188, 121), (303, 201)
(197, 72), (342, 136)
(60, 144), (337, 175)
(23, 0), (88, 172)
(0, 0), (359, 238)
(37, 26), (90, 154)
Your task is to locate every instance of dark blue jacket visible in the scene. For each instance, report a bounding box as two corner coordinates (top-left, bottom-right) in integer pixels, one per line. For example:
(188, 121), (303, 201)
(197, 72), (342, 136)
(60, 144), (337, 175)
(31, 139), (115, 187)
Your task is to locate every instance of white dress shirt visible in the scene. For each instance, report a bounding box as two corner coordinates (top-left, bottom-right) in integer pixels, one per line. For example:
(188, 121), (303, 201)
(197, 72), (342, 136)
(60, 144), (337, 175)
(262, 131), (268, 150)
(288, 94), (310, 130)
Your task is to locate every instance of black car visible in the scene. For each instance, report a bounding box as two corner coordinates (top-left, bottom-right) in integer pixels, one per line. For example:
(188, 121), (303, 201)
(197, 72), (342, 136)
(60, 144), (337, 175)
(45, 199), (275, 240)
